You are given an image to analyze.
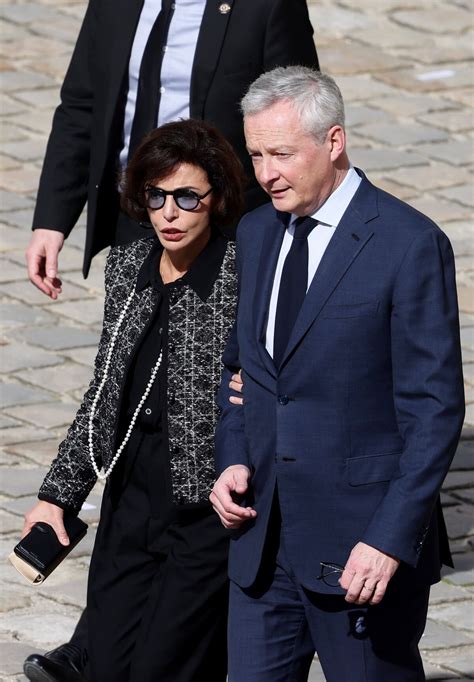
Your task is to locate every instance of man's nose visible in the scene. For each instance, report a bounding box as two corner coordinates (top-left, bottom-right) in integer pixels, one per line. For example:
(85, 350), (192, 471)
(258, 158), (279, 184)
(162, 195), (179, 221)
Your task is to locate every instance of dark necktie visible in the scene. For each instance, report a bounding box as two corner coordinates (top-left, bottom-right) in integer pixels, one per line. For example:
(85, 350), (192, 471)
(273, 216), (317, 368)
(128, 0), (174, 159)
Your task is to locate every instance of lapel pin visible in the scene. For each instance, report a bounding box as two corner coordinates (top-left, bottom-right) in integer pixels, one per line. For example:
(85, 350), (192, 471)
(218, 2), (231, 14)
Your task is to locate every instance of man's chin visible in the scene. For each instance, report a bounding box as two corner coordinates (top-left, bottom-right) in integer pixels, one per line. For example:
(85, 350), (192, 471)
(270, 194), (295, 212)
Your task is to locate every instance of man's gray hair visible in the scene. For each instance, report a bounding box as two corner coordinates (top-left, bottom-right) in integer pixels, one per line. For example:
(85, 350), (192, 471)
(241, 66), (345, 144)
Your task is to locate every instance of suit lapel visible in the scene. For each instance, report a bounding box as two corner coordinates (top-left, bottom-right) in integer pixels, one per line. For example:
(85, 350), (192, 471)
(103, 0), (145, 128)
(252, 212), (287, 376)
(280, 178), (378, 369)
(190, 0), (234, 118)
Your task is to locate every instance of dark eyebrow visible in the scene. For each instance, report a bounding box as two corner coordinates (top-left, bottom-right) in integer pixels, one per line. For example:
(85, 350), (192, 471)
(145, 184), (203, 191)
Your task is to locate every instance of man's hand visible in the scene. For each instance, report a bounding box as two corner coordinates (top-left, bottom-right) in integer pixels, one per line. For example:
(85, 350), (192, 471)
(339, 541), (400, 605)
(210, 465), (256, 529)
(25, 229), (65, 299)
(229, 370), (243, 405)
(22, 500), (69, 546)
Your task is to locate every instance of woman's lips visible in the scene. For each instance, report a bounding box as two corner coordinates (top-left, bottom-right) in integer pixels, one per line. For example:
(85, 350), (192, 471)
(160, 228), (185, 241)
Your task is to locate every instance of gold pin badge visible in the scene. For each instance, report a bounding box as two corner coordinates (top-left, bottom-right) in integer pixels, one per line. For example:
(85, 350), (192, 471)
(218, 2), (231, 14)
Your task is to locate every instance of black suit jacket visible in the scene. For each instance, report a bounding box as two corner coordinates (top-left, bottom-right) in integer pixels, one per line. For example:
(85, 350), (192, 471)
(32, 0), (318, 276)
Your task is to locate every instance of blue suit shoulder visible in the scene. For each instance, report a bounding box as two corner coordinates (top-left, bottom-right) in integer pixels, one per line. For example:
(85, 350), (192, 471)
(372, 180), (447, 242)
(238, 201), (275, 226)
(236, 201), (278, 242)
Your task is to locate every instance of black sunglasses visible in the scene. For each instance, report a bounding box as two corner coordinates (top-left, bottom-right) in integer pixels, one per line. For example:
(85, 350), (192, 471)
(144, 186), (213, 211)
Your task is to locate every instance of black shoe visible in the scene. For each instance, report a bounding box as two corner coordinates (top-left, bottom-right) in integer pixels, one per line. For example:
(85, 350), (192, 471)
(23, 642), (87, 682)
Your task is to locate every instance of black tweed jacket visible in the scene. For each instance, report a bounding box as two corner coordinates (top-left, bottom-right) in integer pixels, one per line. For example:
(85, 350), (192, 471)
(39, 236), (237, 512)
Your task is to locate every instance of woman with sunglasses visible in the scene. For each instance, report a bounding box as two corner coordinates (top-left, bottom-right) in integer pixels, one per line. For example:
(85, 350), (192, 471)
(22, 119), (245, 681)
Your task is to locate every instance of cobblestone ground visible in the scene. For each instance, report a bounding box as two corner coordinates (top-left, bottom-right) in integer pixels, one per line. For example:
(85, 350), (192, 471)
(0, 1), (472, 680)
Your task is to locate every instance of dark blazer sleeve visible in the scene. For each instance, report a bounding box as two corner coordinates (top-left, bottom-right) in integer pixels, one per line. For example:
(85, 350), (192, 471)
(32, 0), (96, 236)
(361, 227), (465, 566)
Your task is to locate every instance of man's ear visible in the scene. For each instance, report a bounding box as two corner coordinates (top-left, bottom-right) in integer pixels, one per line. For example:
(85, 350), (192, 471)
(328, 125), (345, 161)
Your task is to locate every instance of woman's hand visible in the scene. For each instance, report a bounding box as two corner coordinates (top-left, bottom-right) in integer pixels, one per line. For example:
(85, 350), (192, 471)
(22, 500), (69, 546)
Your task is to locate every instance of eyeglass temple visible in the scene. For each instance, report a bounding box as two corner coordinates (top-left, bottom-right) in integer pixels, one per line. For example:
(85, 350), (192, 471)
(319, 563), (344, 573)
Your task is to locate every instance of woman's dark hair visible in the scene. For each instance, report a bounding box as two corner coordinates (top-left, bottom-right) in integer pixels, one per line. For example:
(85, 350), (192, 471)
(121, 119), (246, 227)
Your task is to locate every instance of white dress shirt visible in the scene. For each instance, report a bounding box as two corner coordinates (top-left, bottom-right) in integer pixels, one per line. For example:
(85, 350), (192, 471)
(119, 0), (205, 169)
(265, 167), (362, 357)
(158, 0), (206, 126)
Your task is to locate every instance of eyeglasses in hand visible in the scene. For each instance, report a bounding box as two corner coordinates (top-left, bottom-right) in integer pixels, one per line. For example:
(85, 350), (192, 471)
(144, 186), (213, 211)
(317, 561), (344, 587)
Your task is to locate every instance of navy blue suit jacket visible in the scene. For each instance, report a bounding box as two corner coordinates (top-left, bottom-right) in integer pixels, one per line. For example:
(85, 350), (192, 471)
(215, 172), (465, 594)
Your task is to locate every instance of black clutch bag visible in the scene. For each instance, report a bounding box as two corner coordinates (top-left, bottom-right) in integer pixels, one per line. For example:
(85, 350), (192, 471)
(8, 517), (88, 584)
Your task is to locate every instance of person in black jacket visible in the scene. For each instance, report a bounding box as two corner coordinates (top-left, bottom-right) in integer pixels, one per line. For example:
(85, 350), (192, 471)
(23, 120), (244, 682)
(26, 0), (318, 299)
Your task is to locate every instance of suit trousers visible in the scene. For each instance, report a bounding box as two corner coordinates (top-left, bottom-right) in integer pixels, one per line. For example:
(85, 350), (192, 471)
(227, 511), (430, 682)
(86, 430), (229, 682)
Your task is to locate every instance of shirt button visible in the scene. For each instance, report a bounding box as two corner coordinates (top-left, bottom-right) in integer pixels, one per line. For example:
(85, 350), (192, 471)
(160, 86), (165, 93)
(145, 408), (152, 415)
(278, 395), (289, 405)
(162, 45), (167, 53)
(171, 2), (176, 8)
(158, 327), (163, 335)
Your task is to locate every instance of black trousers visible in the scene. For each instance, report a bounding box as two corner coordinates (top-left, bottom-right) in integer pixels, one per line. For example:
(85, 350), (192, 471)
(86, 430), (229, 682)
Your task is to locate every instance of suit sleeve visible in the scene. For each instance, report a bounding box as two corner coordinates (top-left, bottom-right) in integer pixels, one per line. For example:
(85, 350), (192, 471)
(361, 227), (465, 566)
(214, 227), (250, 476)
(263, 0), (319, 71)
(32, 0), (96, 236)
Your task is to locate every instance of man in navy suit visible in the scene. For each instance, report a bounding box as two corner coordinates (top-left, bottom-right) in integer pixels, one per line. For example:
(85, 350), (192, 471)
(211, 66), (465, 681)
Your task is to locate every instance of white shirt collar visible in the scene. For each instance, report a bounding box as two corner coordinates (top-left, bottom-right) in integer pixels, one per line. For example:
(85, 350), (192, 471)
(290, 166), (362, 229)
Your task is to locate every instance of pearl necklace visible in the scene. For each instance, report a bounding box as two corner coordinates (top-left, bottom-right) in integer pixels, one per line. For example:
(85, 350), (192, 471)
(88, 290), (163, 480)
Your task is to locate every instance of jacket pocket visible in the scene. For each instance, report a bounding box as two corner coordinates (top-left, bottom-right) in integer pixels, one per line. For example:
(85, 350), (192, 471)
(321, 301), (379, 319)
(347, 452), (401, 486)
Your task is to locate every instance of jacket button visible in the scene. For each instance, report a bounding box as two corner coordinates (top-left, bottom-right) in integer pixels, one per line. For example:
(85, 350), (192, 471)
(278, 395), (289, 405)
